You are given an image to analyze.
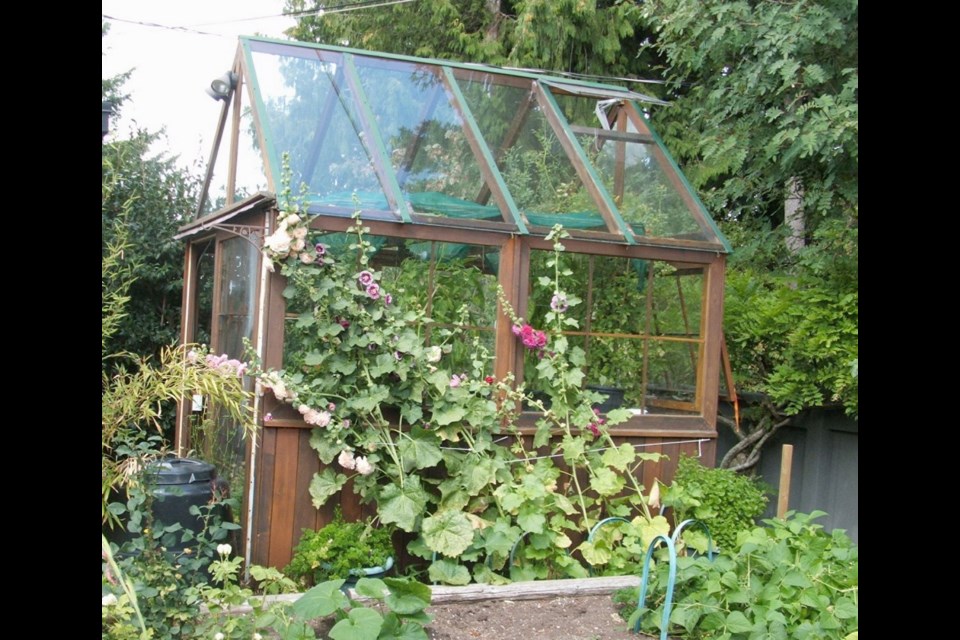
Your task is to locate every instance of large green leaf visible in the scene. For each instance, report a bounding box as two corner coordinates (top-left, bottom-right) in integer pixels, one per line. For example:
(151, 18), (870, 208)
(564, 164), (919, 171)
(309, 468), (347, 509)
(349, 385), (389, 412)
(428, 559), (471, 585)
(432, 405), (466, 426)
(590, 467), (624, 496)
(329, 607), (383, 640)
(578, 540), (611, 566)
(517, 504), (546, 534)
(472, 564), (511, 585)
(378, 615), (429, 640)
(833, 598), (858, 620)
(398, 433), (443, 472)
(379, 478), (428, 532)
(422, 510), (474, 557)
(463, 458), (497, 495)
(355, 577), (388, 600)
(291, 580), (348, 620)
(725, 610), (754, 633)
(383, 577), (432, 614)
(601, 443), (636, 471)
(309, 429), (343, 464)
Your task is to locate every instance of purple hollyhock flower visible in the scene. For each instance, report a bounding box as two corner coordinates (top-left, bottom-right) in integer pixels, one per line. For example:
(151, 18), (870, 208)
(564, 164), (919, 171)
(550, 293), (569, 313)
(358, 270), (375, 286)
(366, 282), (381, 300)
(384, 292), (393, 305)
(315, 243), (327, 256)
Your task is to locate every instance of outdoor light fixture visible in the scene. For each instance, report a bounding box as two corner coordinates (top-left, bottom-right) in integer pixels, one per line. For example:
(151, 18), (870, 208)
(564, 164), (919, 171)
(205, 71), (238, 101)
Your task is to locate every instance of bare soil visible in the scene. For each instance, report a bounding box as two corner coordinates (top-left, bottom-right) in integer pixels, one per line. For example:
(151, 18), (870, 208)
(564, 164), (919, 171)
(423, 594), (653, 640)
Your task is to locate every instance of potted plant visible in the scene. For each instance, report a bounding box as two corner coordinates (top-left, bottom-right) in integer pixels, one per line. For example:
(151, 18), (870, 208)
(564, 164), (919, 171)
(284, 508), (396, 590)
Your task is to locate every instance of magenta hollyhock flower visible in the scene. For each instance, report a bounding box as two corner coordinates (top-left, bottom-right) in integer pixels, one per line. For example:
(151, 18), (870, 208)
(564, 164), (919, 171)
(384, 293), (393, 305)
(366, 283), (381, 300)
(358, 270), (375, 286)
(550, 293), (569, 313)
(512, 325), (522, 337)
(264, 413), (273, 422)
(587, 423), (601, 437)
(484, 375), (495, 384)
(519, 324), (547, 350)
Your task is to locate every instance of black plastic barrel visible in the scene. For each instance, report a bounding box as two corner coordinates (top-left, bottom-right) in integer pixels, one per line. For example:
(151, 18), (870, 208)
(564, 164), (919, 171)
(105, 457), (229, 553)
(147, 458), (224, 551)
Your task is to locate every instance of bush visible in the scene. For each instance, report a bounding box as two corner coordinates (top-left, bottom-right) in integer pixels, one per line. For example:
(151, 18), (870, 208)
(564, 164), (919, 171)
(285, 509), (396, 588)
(616, 511), (858, 639)
(664, 456), (768, 550)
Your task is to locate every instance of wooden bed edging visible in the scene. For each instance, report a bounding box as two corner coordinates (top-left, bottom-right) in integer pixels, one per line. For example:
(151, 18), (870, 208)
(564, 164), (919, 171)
(225, 575), (643, 614)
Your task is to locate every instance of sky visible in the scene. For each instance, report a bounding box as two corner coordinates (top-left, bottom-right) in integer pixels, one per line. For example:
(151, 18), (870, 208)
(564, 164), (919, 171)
(102, 1), (295, 180)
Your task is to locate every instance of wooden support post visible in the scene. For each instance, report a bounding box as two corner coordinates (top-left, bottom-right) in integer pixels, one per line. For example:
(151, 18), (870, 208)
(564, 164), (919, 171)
(777, 444), (794, 518)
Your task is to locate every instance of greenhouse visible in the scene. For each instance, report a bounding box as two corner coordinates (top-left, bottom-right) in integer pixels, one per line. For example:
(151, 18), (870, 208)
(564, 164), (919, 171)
(175, 37), (732, 569)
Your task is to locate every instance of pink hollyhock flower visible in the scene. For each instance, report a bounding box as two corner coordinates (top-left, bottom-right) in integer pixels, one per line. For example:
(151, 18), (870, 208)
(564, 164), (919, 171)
(366, 283), (381, 300)
(338, 450), (356, 470)
(355, 456), (375, 476)
(304, 409), (331, 426)
(358, 270), (375, 286)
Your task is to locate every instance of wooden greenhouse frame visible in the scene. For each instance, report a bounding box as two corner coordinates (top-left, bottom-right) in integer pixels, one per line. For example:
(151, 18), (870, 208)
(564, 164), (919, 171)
(175, 37), (732, 570)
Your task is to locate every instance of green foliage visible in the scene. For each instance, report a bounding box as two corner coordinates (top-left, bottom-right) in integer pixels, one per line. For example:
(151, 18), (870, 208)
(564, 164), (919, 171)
(285, 509), (396, 588)
(641, 1), (859, 424)
(617, 512), (858, 639)
(102, 131), (202, 361)
(664, 456), (768, 551)
(101, 344), (255, 526)
(724, 219), (858, 417)
(286, 0), (662, 78)
(643, 0), (858, 226)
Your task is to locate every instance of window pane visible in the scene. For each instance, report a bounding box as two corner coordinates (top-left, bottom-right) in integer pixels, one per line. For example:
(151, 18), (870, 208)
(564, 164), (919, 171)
(525, 248), (703, 416)
(354, 58), (504, 221)
(203, 235), (260, 494)
(249, 47), (389, 208)
(456, 73), (608, 231)
(552, 93), (709, 241)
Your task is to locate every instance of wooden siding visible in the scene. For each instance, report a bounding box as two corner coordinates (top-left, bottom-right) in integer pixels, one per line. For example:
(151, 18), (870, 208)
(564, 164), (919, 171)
(251, 424), (716, 570)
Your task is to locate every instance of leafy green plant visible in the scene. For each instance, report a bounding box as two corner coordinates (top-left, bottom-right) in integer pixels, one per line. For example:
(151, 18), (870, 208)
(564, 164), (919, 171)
(286, 509), (396, 588)
(663, 456), (768, 551)
(616, 511), (858, 639)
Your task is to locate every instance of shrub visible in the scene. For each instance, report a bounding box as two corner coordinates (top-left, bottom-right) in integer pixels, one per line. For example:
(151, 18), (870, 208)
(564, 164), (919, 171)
(664, 456), (768, 550)
(616, 511), (858, 639)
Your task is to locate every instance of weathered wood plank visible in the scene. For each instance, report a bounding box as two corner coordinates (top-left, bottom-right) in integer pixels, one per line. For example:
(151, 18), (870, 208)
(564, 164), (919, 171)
(267, 428), (300, 567)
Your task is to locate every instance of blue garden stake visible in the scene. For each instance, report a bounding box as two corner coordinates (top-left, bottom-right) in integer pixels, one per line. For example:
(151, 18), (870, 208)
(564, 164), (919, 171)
(671, 519), (715, 562)
(632, 534), (677, 639)
(507, 531), (531, 575)
(585, 517), (630, 576)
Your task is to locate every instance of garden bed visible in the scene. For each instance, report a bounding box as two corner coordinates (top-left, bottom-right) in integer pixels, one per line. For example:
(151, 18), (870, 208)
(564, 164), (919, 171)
(245, 577), (657, 639)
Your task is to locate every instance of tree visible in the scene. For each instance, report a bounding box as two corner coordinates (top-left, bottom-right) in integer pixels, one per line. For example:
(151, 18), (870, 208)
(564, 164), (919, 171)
(102, 23), (203, 361)
(285, 0), (661, 78)
(640, 0), (858, 469)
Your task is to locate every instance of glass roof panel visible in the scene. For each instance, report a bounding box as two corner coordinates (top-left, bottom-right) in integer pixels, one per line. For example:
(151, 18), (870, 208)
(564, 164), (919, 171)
(553, 93), (711, 242)
(247, 44), (393, 213)
(351, 57), (504, 222)
(237, 37), (729, 251)
(455, 72), (611, 232)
